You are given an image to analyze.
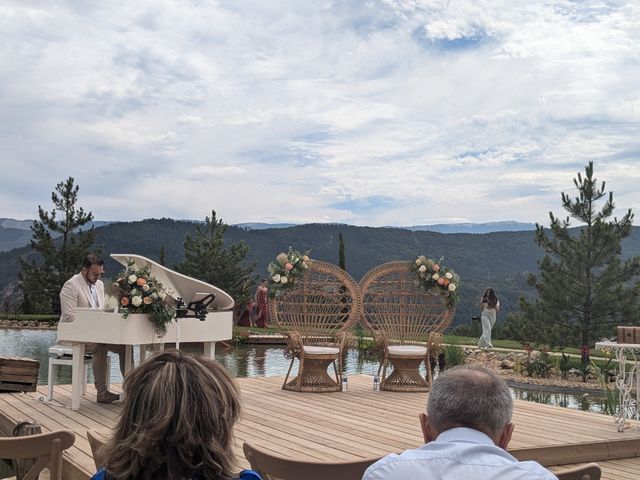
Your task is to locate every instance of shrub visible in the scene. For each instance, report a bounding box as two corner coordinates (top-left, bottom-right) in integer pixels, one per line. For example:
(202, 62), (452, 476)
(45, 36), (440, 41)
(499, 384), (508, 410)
(521, 348), (553, 378)
(558, 352), (572, 380)
(443, 343), (466, 369)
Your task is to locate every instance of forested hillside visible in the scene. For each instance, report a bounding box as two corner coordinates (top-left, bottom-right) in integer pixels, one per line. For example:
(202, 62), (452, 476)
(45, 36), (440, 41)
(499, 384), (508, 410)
(1, 219), (638, 327)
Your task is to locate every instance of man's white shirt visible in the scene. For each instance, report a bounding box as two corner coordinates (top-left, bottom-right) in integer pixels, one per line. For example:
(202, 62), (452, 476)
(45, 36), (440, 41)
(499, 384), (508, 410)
(363, 427), (558, 480)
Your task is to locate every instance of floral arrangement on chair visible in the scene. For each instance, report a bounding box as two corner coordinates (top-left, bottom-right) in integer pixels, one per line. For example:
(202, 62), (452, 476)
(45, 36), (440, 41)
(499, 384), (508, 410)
(109, 262), (176, 335)
(267, 247), (310, 298)
(411, 256), (460, 307)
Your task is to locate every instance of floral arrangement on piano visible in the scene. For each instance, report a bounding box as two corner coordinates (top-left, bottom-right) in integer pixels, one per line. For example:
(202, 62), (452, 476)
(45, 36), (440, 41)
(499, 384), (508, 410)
(109, 262), (176, 335)
(411, 255), (460, 307)
(267, 247), (310, 298)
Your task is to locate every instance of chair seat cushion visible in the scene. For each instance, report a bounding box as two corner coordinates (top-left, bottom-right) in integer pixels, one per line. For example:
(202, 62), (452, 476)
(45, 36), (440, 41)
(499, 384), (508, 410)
(303, 345), (340, 355)
(387, 345), (427, 356)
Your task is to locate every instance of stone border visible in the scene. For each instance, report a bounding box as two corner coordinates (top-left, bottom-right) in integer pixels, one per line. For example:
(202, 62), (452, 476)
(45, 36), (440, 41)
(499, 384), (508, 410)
(0, 319), (57, 330)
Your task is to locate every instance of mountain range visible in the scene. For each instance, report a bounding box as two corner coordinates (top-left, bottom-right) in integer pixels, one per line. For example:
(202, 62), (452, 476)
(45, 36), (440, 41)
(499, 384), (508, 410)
(0, 218), (534, 252)
(1, 218), (638, 328)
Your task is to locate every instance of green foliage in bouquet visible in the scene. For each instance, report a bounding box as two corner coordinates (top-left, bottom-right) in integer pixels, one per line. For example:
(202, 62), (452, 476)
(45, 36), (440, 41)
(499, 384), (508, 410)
(109, 262), (176, 335)
(267, 247), (310, 298)
(411, 255), (460, 307)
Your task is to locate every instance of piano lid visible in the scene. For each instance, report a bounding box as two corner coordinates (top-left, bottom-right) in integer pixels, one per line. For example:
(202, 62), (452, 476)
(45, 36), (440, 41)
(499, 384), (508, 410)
(110, 254), (234, 311)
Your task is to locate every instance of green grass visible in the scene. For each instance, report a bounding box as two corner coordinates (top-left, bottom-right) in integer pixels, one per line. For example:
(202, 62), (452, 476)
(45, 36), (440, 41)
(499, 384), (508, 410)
(442, 334), (610, 358)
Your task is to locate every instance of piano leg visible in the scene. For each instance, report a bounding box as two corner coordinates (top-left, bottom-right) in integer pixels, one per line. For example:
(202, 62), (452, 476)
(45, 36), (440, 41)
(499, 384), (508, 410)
(138, 345), (146, 363)
(71, 343), (85, 411)
(125, 346), (134, 374)
(204, 341), (215, 359)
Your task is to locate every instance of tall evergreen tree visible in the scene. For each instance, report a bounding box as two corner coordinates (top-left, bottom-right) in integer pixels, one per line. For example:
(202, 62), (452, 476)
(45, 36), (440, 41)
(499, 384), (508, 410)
(19, 177), (96, 313)
(159, 245), (166, 266)
(338, 232), (346, 270)
(175, 210), (257, 307)
(522, 162), (640, 364)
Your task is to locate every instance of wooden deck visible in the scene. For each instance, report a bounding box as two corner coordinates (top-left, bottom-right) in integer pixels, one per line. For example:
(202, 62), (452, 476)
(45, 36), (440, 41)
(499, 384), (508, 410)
(1, 375), (640, 479)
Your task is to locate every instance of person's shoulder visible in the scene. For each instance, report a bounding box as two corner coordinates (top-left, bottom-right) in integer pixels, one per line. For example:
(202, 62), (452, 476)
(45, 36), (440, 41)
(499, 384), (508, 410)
(238, 469), (262, 480)
(514, 460), (558, 479)
(362, 449), (427, 479)
(89, 468), (107, 480)
(61, 273), (81, 290)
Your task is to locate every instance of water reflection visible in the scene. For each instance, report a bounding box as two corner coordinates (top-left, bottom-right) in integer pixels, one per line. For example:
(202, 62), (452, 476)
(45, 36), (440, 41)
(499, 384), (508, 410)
(0, 329), (609, 414)
(511, 385), (607, 413)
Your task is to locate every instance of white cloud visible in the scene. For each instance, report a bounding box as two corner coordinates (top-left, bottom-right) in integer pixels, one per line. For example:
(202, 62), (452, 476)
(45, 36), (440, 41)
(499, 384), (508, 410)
(0, 0), (638, 226)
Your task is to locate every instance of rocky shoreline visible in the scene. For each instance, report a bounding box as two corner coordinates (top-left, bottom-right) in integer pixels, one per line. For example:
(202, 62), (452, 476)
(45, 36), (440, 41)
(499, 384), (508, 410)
(463, 348), (606, 392)
(0, 319), (57, 330)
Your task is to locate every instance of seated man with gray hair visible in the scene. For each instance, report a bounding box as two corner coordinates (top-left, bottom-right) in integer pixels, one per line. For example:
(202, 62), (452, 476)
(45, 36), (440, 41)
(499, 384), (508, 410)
(363, 365), (558, 479)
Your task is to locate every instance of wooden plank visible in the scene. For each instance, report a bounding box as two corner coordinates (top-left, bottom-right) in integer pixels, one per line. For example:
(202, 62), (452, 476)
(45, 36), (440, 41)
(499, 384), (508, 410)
(1, 375), (640, 480)
(0, 365), (40, 375)
(511, 438), (640, 466)
(0, 381), (37, 392)
(0, 372), (39, 383)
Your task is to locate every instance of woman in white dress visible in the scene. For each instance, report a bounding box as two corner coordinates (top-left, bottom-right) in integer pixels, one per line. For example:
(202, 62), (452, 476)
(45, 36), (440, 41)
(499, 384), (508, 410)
(478, 288), (499, 349)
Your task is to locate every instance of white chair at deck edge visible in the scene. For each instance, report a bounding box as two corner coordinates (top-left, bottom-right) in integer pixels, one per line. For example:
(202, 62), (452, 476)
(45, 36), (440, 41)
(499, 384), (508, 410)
(47, 345), (110, 401)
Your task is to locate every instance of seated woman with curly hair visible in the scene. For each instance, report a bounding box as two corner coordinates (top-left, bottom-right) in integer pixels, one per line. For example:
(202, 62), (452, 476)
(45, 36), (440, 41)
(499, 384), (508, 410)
(91, 350), (261, 480)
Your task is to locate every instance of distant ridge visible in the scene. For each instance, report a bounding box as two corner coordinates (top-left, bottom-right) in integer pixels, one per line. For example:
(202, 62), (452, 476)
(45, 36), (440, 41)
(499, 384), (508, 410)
(234, 222), (298, 230)
(0, 218), (535, 252)
(0, 219), (114, 252)
(233, 221), (536, 233)
(402, 221), (536, 234)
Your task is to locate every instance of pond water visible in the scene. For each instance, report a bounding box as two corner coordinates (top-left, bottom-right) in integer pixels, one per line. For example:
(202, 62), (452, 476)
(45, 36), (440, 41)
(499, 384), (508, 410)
(0, 329), (608, 414)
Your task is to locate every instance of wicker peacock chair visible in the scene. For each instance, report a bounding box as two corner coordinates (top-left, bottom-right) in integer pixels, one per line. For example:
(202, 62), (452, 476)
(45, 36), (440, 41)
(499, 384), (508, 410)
(359, 261), (455, 392)
(269, 260), (362, 392)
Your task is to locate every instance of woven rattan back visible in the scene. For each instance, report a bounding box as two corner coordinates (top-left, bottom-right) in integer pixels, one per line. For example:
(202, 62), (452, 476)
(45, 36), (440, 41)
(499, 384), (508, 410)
(359, 261), (454, 343)
(269, 260), (362, 340)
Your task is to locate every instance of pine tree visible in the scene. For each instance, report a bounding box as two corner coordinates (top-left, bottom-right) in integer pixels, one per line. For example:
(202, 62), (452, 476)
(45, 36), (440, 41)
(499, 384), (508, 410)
(523, 162), (640, 364)
(159, 245), (166, 266)
(19, 177), (96, 313)
(338, 232), (346, 270)
(175, 210), (257, 307)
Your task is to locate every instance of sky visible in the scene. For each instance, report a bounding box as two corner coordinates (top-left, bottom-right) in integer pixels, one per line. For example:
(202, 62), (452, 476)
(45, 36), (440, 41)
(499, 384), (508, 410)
(1, 1), (639, 227)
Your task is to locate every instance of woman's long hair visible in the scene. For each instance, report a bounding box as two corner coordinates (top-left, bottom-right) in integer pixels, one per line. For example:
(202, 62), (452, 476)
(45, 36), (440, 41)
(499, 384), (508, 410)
(482, 288), (499, 309)
(100, 350), (241, 480)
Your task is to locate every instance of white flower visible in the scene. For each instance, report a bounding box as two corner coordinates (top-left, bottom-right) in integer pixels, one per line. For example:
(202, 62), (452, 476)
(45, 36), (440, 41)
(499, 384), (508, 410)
(131, 295), (143, 307)
(302, 262), (308, 269)
(415, 258), (421, 265)
(272, 274), (281, 283)
(445, 272), (453, 279)
(280, 276), (288, 284)
(158, 291), (166, 300)
(448, 283), (457, 292)
(419, 265), (427, 273)
(142, 284), (150, 292)
(432, 273), (440, 280)
(128, 274), (138, 284)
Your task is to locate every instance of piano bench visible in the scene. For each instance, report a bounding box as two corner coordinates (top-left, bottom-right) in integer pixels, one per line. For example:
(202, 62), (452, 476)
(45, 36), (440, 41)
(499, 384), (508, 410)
(47, 345), (111, 401)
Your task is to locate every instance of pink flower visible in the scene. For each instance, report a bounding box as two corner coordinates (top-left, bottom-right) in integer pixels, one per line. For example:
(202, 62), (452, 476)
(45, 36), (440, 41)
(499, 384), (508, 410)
(433, 264), (440, 272)
(285, 263), (294, 270)
(437, 277), (445, 285)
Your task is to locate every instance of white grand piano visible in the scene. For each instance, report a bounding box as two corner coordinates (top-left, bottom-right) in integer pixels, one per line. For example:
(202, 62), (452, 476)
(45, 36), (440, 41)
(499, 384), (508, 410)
(57, 253), (235, 410)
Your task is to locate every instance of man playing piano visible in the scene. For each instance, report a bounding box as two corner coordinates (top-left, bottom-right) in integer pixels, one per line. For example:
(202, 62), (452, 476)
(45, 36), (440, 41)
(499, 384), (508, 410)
(59, 254), (126, 404)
